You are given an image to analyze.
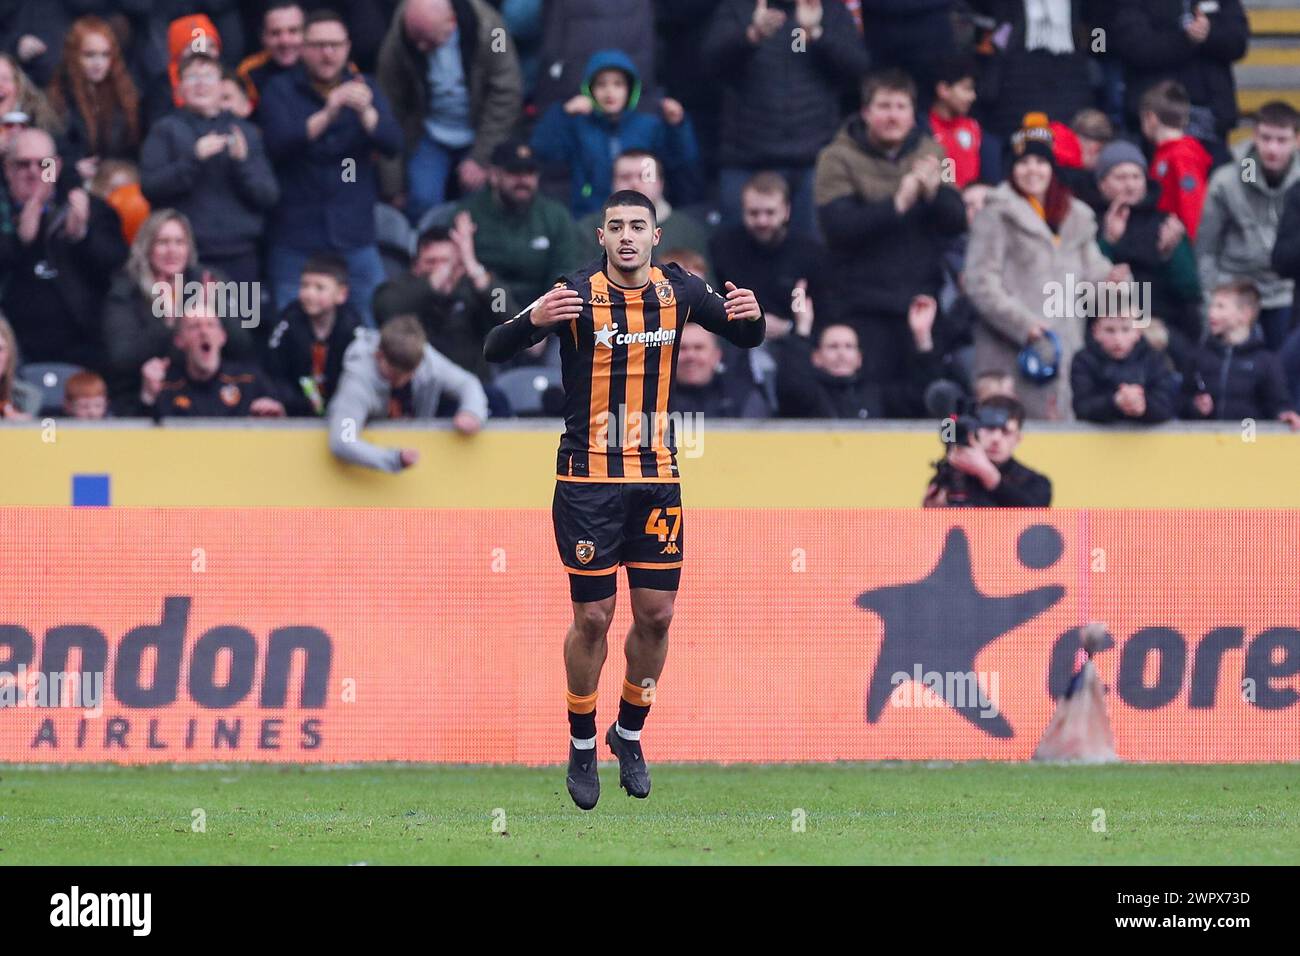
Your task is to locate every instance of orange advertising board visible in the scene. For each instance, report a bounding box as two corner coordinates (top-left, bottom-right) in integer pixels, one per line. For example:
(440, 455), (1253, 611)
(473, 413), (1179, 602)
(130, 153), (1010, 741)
(0, 508), (1295, 763)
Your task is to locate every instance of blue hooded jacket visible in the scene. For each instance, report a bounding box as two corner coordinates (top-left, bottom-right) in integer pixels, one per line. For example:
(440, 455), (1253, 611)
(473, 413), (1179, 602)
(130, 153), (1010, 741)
(530, 49), (700, 217)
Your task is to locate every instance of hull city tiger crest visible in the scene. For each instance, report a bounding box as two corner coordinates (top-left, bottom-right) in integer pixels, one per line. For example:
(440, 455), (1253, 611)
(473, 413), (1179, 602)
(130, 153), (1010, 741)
(575, 540), (596, 565)
(654, 280), (675, 306)
(220, 384), (242, 407)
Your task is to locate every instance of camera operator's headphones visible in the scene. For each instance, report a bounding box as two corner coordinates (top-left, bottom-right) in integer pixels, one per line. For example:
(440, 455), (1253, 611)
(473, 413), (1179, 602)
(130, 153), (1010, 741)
(1018, 329), (1062, 384)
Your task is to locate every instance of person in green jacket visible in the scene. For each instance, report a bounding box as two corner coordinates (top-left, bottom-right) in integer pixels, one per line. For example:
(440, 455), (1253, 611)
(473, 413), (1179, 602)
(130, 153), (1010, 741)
(453, 137), (583, 310)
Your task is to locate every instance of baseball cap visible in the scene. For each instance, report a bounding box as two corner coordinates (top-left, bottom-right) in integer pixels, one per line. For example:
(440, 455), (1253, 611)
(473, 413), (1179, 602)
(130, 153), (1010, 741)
(490, 138), (539, 173)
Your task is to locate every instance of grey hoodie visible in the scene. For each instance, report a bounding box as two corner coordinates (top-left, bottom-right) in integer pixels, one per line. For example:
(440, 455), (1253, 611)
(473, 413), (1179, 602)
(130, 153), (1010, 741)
(1198, 141), (1300, 308)
(327, 328), (489, 472)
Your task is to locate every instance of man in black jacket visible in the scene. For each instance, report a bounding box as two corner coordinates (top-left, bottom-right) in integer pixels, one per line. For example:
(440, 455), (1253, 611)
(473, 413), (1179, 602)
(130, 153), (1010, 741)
(141, 307), (286, 420)
(775, 294), (944, 419)
(671, 323), (770, 418)
(709, 170), (831, 339)
(813, 70), (966, 389)
(924, 395), (1053, 507)
(372, 216), (516, 382)
(0, 128), (127, 370)
(704, 0), (869, 237)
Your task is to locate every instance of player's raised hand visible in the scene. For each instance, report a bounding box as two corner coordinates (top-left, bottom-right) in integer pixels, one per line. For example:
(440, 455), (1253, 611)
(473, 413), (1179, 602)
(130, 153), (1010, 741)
(530, 286), (584, 327)
(723, 281), (761, 321)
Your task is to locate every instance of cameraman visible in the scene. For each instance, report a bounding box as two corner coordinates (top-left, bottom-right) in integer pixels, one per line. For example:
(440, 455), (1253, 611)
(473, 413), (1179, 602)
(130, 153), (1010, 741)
(923, 395), (1052, 507)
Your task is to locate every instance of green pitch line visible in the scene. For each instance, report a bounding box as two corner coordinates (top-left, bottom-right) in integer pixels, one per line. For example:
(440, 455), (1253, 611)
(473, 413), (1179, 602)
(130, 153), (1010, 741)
(1, 763), (1296, 865)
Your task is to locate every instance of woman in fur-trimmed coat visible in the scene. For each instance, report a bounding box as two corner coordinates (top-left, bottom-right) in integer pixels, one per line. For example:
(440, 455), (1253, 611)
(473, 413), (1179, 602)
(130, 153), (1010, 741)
(964, 117), (1116, 420)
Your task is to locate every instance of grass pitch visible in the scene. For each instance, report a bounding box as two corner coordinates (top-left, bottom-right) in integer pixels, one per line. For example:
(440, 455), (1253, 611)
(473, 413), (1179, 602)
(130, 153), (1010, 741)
(1, 762), (1295, 865)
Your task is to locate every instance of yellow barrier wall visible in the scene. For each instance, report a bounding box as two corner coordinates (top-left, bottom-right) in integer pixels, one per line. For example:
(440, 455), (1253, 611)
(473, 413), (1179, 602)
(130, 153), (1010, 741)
(3, 424), (1300, 508)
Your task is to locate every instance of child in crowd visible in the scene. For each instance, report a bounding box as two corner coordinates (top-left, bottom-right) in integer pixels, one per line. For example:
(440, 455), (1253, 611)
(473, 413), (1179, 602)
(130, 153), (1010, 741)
(1184, 279), (1300, 428)
(1139, 80), (1212, 240)
(1070, 309), (1179, 424)
(266, 254), (364, 416)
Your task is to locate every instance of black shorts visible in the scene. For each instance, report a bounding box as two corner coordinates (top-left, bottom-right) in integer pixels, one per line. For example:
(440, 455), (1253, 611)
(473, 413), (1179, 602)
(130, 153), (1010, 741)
(552, 480), (684, 602)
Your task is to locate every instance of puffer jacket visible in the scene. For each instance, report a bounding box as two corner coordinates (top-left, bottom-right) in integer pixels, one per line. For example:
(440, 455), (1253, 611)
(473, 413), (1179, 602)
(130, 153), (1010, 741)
(1069, 334), (1180, 423)
(1182, 324), (1293, 421)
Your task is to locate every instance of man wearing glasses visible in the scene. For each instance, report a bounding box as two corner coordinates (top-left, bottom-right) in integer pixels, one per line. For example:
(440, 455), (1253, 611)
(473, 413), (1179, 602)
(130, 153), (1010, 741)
(258, 8), (402, 328)
(0, 127), (127, 369)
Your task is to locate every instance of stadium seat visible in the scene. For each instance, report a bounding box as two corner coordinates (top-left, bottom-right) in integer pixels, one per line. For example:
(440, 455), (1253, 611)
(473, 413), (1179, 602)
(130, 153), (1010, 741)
(491, 365), (563, 416)
(414, 200), (459, 235)
(375, 202), (416, 280)
(16, 362), (85, 416)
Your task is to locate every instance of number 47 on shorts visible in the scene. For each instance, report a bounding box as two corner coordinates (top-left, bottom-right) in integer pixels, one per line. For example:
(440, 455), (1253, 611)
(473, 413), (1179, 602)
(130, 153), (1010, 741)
(645, 507), (682, 556)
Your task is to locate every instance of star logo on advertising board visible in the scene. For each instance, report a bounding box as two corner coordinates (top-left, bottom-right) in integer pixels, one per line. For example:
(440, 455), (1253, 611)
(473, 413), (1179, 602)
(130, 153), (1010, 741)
(857, 526), (1066, 737)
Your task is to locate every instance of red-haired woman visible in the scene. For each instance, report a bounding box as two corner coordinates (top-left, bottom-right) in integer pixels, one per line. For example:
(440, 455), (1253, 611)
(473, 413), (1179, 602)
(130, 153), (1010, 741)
(47, 16), (141, 182)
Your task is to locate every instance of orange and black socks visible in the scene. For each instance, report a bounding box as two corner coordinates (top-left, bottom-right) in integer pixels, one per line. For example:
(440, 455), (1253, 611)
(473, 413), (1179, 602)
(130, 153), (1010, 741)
(566, 689), (597, 747)
(616, 678), (652, 740)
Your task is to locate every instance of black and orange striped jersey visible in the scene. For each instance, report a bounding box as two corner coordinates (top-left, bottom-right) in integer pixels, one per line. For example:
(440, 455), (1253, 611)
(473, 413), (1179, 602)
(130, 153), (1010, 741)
(484, 256), (765, 482)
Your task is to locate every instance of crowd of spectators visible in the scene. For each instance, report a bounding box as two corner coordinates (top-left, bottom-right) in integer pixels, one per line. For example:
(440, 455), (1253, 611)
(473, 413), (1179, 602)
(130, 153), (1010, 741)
(2, 0), (1299, 450)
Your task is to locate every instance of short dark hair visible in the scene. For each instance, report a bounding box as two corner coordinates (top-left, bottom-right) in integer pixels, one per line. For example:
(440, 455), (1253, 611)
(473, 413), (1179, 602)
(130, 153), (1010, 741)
(265, 0), (305, 21)
(1212, 277), (1262, 315)
(861, 69), (916, 109)
(977, 394), (1026, 429)
(416, 226), (453, 253)
(600, 189), (657, 227)
(934, 54), (978, 89)
(304, 8), (347, 32)
(1139, 80), (1190, 130)
(301, 253), (349, 286)
(1256, 100), (1300, 132)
